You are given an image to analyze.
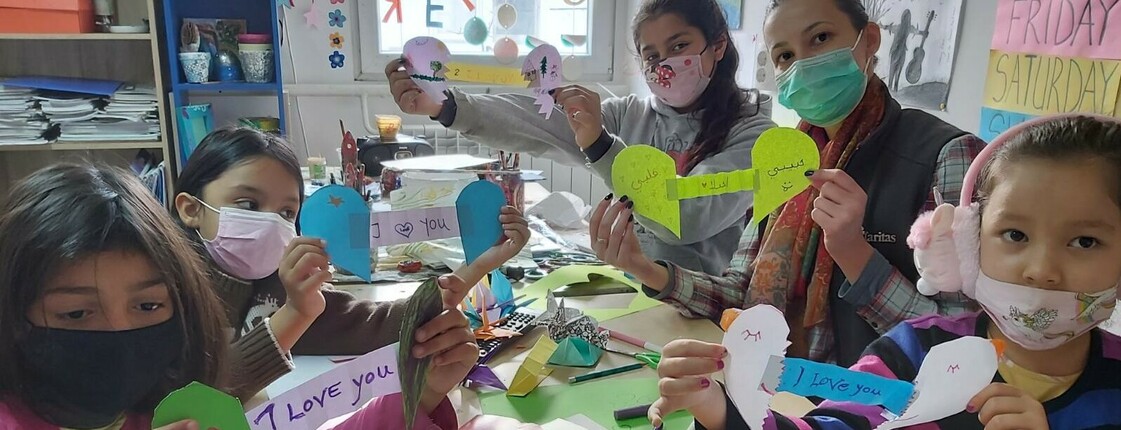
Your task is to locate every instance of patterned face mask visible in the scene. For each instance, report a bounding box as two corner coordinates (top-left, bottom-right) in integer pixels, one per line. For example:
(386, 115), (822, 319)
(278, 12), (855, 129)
(975, 270), (1118, 350)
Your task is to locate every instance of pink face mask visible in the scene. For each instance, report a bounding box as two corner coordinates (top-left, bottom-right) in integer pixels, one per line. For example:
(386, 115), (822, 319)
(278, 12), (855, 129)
(975, 270), (1118, 350)
(197, 199), (296, 280)
(645, 53), (712, 108)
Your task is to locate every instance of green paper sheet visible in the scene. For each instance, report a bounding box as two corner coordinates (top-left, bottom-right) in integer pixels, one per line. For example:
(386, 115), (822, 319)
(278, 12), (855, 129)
(479, 377), (693, 429)
(520, 265), (663, 322)
(152, 382), (249, 430)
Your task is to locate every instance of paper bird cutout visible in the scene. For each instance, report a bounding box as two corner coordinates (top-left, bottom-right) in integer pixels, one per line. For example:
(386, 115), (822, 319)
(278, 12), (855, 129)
(548, 337), (603, 367)
(507, 336), (558, 397)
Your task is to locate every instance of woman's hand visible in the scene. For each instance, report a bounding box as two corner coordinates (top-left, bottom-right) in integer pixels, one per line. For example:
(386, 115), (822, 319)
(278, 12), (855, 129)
(967, 383), (1049, 430)
(588, 195), (668, 290)
(385, 58), (444, 117)
(810, 169), (874, 280)
(648, 340), (729, 429)
(413, 310), (479, 415)
(278, 237), (331, 321)
(553, 85), (604, 149)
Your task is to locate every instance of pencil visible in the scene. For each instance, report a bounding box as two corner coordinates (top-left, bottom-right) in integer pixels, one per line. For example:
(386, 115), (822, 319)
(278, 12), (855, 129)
(603, 328), (664, 353)
(568, 362), (645, 384)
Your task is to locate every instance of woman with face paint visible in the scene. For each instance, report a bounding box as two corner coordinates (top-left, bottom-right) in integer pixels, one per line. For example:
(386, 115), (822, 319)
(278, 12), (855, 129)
(386, 0), (775, 278)
(593, 0), (984, 368)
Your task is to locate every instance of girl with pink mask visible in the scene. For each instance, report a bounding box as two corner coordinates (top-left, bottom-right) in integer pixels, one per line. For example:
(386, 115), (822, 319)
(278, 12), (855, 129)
(648, 115), (1121, 430)
(171, 127), (531, 419)
(386, 0), (775, 279)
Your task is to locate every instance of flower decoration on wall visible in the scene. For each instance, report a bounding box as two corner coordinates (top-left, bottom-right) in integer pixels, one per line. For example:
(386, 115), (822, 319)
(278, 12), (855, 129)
(330, 50), (346, 69)
(329, 32), (345, 48)
(328, 9), (347, 28)
(330, 0), (345, 3)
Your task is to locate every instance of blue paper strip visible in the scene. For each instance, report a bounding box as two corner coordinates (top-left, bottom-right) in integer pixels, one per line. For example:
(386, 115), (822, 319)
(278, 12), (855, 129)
(455, 180), (506, 264)
(299, 185), (372, 281)
(776, 358), (915, 415)
(979, 107), (1037, 143)
(4, 76), (124, 96)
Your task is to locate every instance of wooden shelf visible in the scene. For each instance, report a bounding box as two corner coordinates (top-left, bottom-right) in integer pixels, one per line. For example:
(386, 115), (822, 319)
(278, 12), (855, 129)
(0, 141), (166, 152)
(0, 33), (151, 41)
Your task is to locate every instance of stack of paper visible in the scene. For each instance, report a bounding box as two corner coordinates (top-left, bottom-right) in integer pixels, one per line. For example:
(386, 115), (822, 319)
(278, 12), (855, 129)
(0, 85), (48, 145)
(56, 85), (160, 142)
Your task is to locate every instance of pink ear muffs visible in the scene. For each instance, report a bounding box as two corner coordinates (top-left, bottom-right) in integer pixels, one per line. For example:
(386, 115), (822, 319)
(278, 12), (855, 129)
(907, 113), (1121, 299)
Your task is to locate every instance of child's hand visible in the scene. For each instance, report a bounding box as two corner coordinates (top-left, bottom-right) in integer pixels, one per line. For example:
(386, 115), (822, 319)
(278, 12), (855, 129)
(278, 237), (331, 321)
(154, 420), (198, 430)
(967, 383), (1049, 430)
(553, 85), (604, 149)
(648, 340), (728, 429)
(412, 309), (479, 414)
(385, 58), (444, 117)
(436, 206), (529, 309)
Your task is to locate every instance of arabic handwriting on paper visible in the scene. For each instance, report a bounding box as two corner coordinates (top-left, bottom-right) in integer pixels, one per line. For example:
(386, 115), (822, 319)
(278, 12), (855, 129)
(370, 206), (460, 246)
(751, 127), (820, 224)
(771, 357), (915, 415)
(722, 305), (790, 430)
(299, 185), (372, 282)
(875, 337), (999, 430)
(667, 169), (757, 201)
(403, 36), (451, 102)
(610, 145), (681, 237)
(246, 343), (402, 430)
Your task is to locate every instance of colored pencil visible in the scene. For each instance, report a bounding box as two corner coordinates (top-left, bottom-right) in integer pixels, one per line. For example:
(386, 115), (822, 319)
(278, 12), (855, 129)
(568, 362), (645, 384)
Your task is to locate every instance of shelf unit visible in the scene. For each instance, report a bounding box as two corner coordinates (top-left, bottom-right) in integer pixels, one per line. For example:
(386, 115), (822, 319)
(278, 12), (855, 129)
(0, 0), (172, 200)
(160, 0), (286, 171)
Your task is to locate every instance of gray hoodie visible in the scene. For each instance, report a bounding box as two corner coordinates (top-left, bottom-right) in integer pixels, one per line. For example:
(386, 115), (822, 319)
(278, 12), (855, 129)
(445, 87), (775, 275)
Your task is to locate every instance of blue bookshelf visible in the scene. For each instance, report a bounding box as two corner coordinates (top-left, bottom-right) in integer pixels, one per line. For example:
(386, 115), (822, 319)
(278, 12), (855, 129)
(160, 0), (286, 170)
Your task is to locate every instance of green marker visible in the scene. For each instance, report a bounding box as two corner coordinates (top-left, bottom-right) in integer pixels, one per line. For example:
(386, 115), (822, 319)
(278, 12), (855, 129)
(568, 362), (645, 384)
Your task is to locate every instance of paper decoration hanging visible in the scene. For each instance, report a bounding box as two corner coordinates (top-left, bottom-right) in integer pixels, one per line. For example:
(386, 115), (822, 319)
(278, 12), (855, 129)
(560, 35), (586, 47)
(382, 0), (402, 23)
(719, 305), (1001, 430)
(303, 1), (323, 29)
(464, 16), (489, 45)
(403, 36), (451, 103)
(612, 127), (821, 237)
(497, 3), (517, 29)
(524, 35), (546, 48)
(522, 44), (562, 119)
(494, 36), (519, 64)
(328, 8), (346, 27)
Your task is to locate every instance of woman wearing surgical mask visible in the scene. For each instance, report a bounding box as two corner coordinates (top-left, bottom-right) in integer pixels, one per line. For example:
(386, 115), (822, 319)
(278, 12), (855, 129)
(592, 0), (985, 367)
(385, 0), (775, 278)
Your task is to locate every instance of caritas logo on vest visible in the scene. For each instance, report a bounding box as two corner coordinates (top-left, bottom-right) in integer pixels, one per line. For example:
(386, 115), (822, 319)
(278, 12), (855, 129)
(862, 228), (897, 244)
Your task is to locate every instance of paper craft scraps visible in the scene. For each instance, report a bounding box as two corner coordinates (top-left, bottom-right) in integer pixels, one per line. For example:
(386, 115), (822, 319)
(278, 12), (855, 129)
(542, 292), (609, 348)
(613, 127), (821, 234)
(522, 44), (562, 119)
(246, 343), (402, 430)
(153, 382), (249, 430)
(520, 265), (662, 322)
(549, 337), (603, 367)
(467, 364), (508, 391)
(399, 278), (446, 430)
(403, 36), (451, 102)
(339, 121), (366, 199)
(507, 335), (558, 397)
(722, 305), (791, 430)
(480, 377), (695, 429)
(300, 184), (372, 281)
(761, 356), (915, 415)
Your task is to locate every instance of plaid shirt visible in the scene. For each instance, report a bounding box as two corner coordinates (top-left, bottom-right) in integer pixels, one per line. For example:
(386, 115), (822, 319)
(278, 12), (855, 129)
(650, 135), (985, 363)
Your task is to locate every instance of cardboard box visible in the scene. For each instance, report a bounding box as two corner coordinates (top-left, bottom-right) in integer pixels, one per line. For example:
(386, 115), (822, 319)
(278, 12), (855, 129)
(0, 0), (95, 34)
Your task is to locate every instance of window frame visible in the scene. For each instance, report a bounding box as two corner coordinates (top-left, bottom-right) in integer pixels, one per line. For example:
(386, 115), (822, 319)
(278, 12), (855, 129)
(356, 0), (617, 82)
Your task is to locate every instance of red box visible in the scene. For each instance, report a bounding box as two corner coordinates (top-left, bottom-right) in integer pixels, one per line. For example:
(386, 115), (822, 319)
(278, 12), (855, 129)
(0, 0), (95, 34)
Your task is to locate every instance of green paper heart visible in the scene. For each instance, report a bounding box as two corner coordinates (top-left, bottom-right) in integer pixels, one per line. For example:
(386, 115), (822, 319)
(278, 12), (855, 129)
(152, 382), (249, 430)
(611, 145), (680, 237)
(751, 127), (820, 224)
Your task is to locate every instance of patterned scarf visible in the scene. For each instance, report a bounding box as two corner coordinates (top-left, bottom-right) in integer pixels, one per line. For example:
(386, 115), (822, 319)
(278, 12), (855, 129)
(746, 77), (887, 356)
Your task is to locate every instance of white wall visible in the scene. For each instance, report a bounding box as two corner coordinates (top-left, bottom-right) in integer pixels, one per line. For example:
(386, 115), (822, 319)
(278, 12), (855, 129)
(197, 0), (999, 203)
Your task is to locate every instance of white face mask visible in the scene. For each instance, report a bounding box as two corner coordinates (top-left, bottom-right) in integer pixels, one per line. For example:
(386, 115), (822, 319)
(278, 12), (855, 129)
(975, 270), (1118, 350)
(196, 199), (296, 280)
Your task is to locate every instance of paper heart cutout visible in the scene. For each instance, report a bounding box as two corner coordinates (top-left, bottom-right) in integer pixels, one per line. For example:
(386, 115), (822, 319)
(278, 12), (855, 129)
(300, 185), (372, 281)
(456, 180), (507, 264)
(403, 36), (451, 102)
(722, 305), (790, 430)
(611, 144), (681, 237)
(394, 222), (414, 238)
(751, 127), (820, 224)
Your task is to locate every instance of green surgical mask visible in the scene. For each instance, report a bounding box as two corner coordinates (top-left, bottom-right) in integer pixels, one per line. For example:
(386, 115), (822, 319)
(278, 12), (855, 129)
(776, 32), (870, 127)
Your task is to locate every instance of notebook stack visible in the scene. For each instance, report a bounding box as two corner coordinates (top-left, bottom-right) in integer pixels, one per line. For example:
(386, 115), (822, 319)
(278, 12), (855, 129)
(0, 85), (49, 145)
(57, 85), (161, 142)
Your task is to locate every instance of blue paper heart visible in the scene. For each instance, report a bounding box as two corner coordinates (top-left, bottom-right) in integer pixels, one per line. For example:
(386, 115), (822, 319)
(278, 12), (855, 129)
(299, 185), (371, 281)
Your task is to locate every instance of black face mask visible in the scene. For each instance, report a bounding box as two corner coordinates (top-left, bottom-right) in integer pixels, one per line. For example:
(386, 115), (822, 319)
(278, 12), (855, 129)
(18, 317), (184, 429)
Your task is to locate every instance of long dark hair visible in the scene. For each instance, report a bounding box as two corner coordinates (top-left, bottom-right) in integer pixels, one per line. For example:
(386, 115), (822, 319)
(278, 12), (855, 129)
(0, 163), (228, 411)
(979, 116), (1121, 205)
(634, 0), (760, 172)
(173, 126), (304, 240)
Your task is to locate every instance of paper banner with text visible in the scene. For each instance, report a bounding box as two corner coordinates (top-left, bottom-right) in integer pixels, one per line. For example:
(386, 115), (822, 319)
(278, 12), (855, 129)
(612, 127), (820, 236)
(720, 305), (1000, 429)
(981, 0), (1121, 139)
(299, 180), (506, 282)
(404, 36), (561, 118)
(246, 343), (402, 430)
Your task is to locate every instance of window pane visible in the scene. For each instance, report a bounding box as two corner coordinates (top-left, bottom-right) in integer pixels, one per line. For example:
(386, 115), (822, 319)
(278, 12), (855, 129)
(376, 0), (592, 57)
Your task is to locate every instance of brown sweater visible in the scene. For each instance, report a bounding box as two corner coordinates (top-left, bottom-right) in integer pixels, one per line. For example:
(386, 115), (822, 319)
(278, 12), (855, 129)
(212, 267), (411, 397)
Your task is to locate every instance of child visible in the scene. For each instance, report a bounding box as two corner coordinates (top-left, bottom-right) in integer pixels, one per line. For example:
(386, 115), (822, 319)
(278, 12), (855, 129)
(172, 127), (529, 397)
(0, 164), (480, 429)
(648, 115), (1121, 429)
(385, 0), (775, 277)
